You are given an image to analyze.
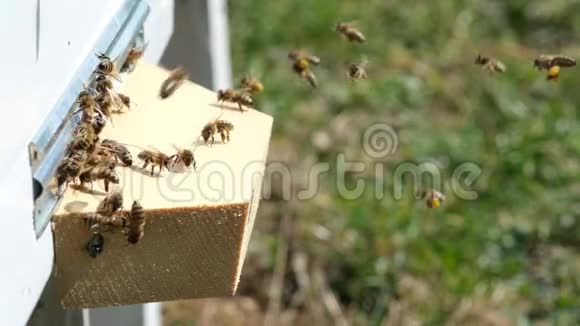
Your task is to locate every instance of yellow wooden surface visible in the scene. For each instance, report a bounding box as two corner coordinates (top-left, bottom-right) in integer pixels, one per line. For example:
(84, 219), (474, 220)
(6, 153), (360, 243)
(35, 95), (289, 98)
(52, 63), (272, 309)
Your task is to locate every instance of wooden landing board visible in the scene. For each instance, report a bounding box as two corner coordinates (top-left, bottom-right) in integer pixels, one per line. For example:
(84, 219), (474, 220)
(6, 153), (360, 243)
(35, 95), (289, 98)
(51, 63), (272, 309)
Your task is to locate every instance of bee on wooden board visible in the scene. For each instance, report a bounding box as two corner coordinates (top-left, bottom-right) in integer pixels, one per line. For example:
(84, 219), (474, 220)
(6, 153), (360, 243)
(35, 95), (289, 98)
(170, 145), (197, 170)
(533, 55), (576, 81)
(288, 50), (320, 88)
(70, 121), (98, 153)
(78, 165), (119, 192)
(83, 212), (128, 234)
(137, 147), (172, 176)
(159, 67), (188, 99)
(347, 57), (369, 81)
(121, 44), (146, 72)
(335, 21), (366, 43)
(418, 190), (446, 208)
(127, 200), (145, 244)
(474, 54), (506, 74)
(96, 53), (121, 81)
(95, 74), (128, 112)
(201, 115), (234, 145)
(217, 88), (254, 112)
(56, 152), (86, 189)
(101, 139), (133, 166)
(86, 233), (105, 258)
(240, 74), (264, 94)
(96, 190), (124, 217)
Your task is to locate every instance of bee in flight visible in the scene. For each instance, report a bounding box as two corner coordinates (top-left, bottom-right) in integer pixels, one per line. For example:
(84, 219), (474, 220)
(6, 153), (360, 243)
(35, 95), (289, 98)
(240, 75), (264, 94)
(347, 57), (369, 81)
(137, 147), (172, 176)
(160, 67), (188, 99)
(217, 88), (254, 112)
(288, 50), (320, 88)
(418, 190), (446, 208)
(201, 114), (234, 145)
(475, 54), (506, 74)
(335, 21), (366, 43)
(533, 55), (576, 81)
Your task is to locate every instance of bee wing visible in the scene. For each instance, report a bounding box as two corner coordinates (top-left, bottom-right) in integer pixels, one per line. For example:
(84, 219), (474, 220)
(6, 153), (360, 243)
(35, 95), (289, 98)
(307, 55), (321, 65)
(106, 88), (125, 109)
(553, 56), (576, 67)
(495, 60), (506, 72)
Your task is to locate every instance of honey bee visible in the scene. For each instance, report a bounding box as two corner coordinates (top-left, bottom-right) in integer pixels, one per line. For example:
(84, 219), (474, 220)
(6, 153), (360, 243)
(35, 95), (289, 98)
(201, 116), (234, 145)
(475, 54), (506, 74)
(86, 233), (105, 258)
(83, 212), (128, 233)
(418, 190), (446, 208)
(240, 75), (264, 94)
(78, 165), (119, 192)
(288, 50), (321, 66)
(137, 148), (172, 176)
(95, 74), (126, 112)
(56, 152), (86, 189)
(92, 111), (107, 135)
(70, 122), (98, 153)
(121, 45), (146, 72)
(73, 90), (98, 121)
(96, 53), (120, 81)
(335, 21), (366, 43)
(217, 88), (254, 112)
(117, 93), (134, 110)
(160, 67), (188, 99)
(96, 190), (123, 216)
(289, 50), (320, 88)
(533, 55), (576, 81)
(170, 145), (197, 170)
(347, 58), (369, 81)
(101, 139), (133, 166)
(127, 200), (145, 244)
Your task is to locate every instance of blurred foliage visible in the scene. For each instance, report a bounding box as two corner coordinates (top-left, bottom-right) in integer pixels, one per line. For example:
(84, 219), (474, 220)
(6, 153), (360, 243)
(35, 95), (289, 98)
(225, 0), (580, 324)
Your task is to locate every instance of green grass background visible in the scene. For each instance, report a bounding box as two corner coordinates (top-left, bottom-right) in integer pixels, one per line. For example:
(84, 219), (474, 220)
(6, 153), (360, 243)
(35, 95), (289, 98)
(227, 1), (580, 324)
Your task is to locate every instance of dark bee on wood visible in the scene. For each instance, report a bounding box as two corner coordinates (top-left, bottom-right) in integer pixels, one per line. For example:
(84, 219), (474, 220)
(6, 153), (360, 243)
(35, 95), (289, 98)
(137, 148), (172, 176)
(170, 145), (196, 170)
(86, 233), (104, 258)
(78, 165), (119, 192)
(97, 190), (123, 216)
(336, 21), (366, 43)
(201, 118), (234, 145)
(127, 201), (145, 245)
(217, 88), (254, 112)
(160, 67), (188, 99)
(83, 213), (128, 234)
(102, 139), (133, 166)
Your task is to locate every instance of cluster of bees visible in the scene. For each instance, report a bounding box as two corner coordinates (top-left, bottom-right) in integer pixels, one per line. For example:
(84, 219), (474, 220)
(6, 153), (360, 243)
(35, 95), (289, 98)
(55, 42), (256, 258)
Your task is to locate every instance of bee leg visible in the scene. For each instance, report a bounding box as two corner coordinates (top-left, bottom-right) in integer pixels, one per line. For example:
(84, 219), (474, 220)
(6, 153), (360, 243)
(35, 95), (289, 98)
(104, 180), (109, 192)
(226, 131), (230, 142)
(142, 161), (149, 169)
(220, 132), (226, 143)
(237, 102), (244, 112)
(150, 165), (155, 176)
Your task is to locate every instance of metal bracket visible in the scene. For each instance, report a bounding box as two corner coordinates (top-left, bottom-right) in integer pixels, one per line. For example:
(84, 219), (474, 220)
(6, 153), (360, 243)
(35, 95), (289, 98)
(29, 0), (150, 237)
